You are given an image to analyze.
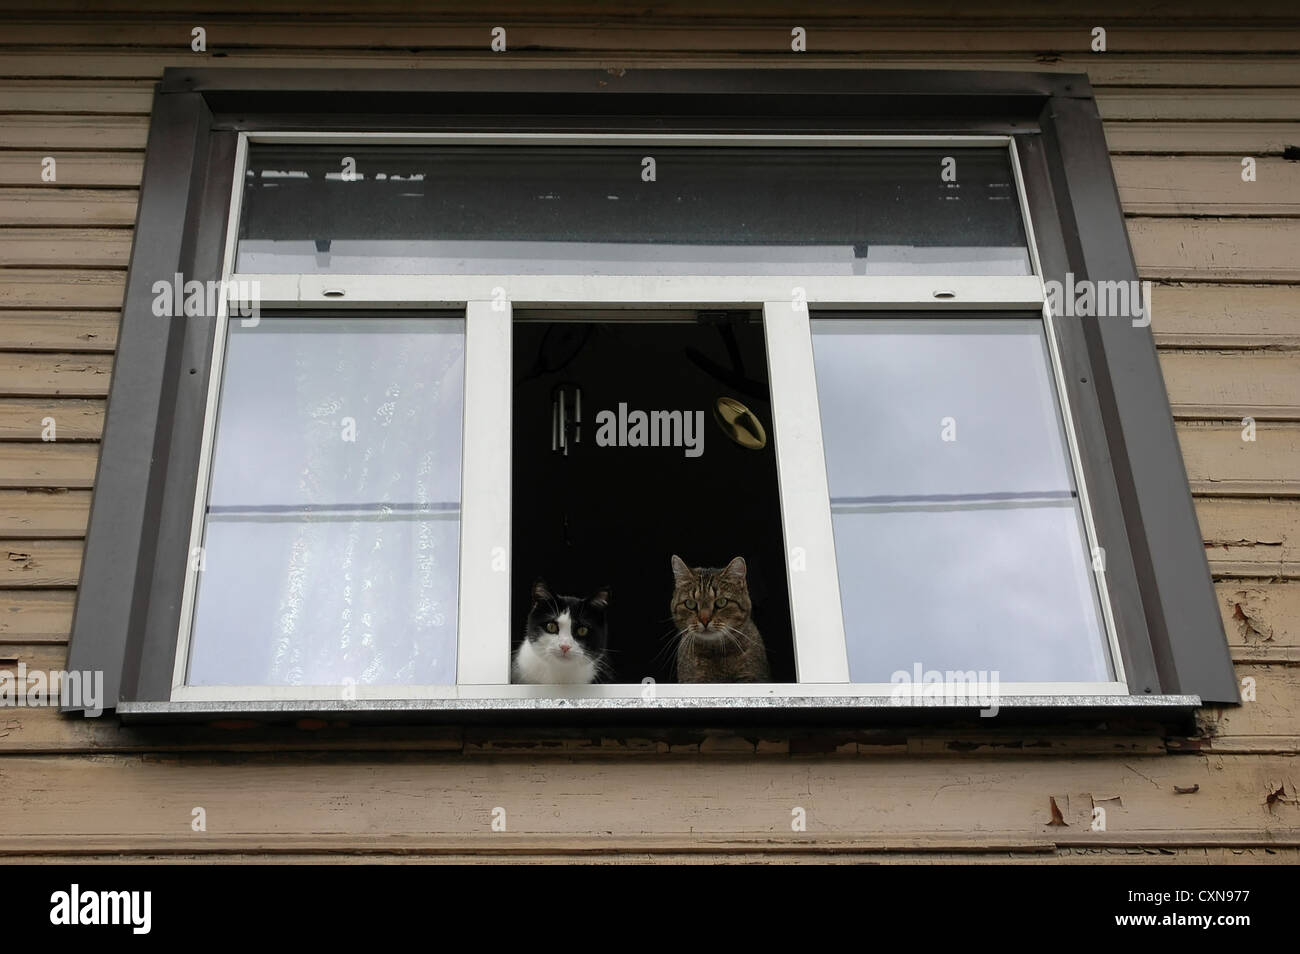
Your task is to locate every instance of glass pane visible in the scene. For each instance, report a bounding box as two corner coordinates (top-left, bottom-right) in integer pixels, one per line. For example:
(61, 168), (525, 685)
(810, 317), (1113, 684)
(186, 316), (465, 687)
(237, 145), (1030, 276)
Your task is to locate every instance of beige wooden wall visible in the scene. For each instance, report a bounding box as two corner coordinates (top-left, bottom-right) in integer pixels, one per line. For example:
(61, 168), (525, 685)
(0, 3), (1297, 862)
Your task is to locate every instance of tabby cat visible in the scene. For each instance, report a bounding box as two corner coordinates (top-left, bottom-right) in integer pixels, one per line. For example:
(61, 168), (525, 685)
(671, 554), (771, 683)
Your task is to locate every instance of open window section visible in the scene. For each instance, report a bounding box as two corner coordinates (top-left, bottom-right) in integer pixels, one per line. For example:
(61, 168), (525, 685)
(181, 315), (466, 689)
(809, 315), (1119, 688)
(511, 312), (795, 685)
(235, 144), (1031, 277)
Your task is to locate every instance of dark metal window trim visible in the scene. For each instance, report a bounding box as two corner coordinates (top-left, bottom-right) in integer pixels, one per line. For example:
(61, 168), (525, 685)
(65, 67), (1236, 721)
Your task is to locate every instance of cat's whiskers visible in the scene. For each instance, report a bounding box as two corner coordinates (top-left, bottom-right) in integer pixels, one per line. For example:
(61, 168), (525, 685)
(646, 623), (689, 671)
(591, 652), (616, 683)
(716, 623), (750, 655)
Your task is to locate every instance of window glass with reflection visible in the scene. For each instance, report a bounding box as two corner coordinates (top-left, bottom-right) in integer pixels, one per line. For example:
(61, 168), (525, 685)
(810, 317), (1113, 684)
(236, 145), (1031, 276)
(186, 315), (465, 687)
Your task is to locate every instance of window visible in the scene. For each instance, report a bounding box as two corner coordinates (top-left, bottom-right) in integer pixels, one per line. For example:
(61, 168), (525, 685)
(183, 315), (465, 688)
(235, 144), (1031, 277)
(67, 69), (1237, 718)
(811, 316), (1114, 684)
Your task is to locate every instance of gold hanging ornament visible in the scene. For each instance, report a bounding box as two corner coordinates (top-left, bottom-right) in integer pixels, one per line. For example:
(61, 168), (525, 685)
(713, 396), (768, 450)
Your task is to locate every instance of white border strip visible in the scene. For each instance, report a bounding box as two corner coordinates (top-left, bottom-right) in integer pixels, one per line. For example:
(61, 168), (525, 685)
(457, 300), (514, 685)
(230, 274), (1045, 309)
(763, 300), (850, 682)
(170, 680), (1130, 703)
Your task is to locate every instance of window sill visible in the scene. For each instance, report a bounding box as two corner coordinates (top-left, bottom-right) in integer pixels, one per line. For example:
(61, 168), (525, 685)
(112, 693), (1201, 727)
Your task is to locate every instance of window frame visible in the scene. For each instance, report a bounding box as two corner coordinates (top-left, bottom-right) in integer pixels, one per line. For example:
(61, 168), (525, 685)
(176, 130), (1124, 703)
(66, 68), (1235, 720)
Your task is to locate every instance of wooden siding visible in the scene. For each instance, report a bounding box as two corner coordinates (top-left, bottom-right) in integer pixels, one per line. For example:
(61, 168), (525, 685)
(0, 3), (1298, 863)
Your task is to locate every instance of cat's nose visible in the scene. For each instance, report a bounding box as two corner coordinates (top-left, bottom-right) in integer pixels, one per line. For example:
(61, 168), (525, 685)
(559, 643), (571, 655)
(698, 610), (712, 625)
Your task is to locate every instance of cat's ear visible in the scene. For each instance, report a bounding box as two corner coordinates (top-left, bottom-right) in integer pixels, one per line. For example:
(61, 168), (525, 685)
(722, 556), (748, 584)
(531, 579), (553, 605)
(589, 587), (611, 609)
(670, 554), (693, 586)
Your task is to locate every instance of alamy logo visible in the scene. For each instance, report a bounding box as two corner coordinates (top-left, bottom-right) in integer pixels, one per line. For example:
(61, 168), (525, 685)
(49, 884), (151, 934)
(594, 403), (705, 458)
(890, 663), (1001, 717)
(1044, 272), (1152, 327)
(151, 274), (261, 324)
(0, 663), (102, 716)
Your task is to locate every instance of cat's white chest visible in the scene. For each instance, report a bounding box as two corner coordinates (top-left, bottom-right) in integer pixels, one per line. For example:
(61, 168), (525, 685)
(511, 636), (597, 685)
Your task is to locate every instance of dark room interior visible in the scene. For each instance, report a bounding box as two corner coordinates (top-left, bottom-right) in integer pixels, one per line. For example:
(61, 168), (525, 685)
(511, 312), (796, 683)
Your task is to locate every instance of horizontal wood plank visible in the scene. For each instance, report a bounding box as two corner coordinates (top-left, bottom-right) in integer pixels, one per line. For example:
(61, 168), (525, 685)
(0, 489), (90, 538)
(0, 271), (124, 310)
(1199, 663), (1300, 752)
(0, 845), (1290, 863)
(2, 21), (1300, 53)
(8, 1), (1300, 19)
(1098, 89), (1300, 121)
(0, 352), (112, 397)
(0, 753), (1294, 852)
(0, 443), (97, 489)
(0, 116), (149, 150)
(0, 589), (74, 643)
(0, 228), (132, 267)
(5, 1), (1300, 18)
(1198, 498), (1300, 578)
(0, 840), (1292, 861)
(0, 312), (118, 352)
(43, 76), (1300, 122)
(0, 188), (137, 226)
(0, 82), (154, 115)
(0, 399), (103, 440)
(1131, 218), (1300, 282)
(1104, 122), (1300, 156)
(1218, 582), (1300, 663)
(0, 538), (81, 587)
(1161, 351), (1300, 420)
(2, 49), (1300, 86)
(1176, 421), (1300, 495)
(1116, 157), (1300, 216)
(0, 152), (143, 187)
(1150, 284), (1300, 349)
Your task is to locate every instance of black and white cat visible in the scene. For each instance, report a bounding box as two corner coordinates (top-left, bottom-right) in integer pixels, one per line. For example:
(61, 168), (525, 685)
(512, 580), (611, 685)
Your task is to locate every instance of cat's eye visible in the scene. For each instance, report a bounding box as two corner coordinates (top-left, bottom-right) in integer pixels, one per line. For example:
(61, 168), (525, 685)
(715, 598), (729, 608)
(545, 621), (559, 634)
(576, 626), (588, 637)
(684, 599), (697, 610)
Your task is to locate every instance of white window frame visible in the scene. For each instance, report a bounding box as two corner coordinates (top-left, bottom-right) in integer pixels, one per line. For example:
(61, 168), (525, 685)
(169, 131), (1128, 705)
